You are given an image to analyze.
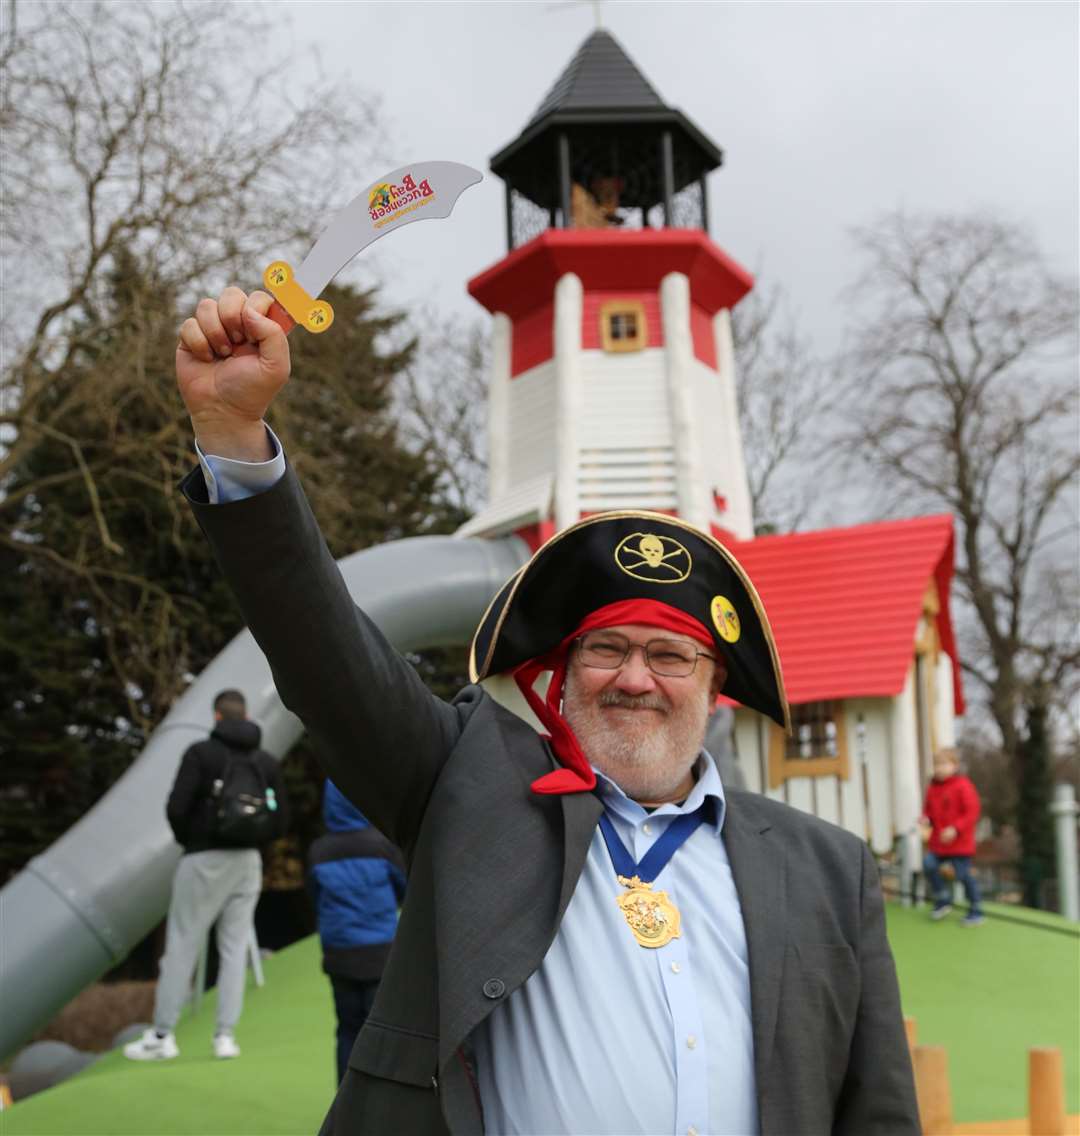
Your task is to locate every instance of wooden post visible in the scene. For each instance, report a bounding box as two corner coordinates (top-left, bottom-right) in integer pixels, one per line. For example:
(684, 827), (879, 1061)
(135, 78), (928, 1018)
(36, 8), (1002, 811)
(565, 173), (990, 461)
(913, 1045), (953, 1135)
(1029, 1047), (1065, 1136)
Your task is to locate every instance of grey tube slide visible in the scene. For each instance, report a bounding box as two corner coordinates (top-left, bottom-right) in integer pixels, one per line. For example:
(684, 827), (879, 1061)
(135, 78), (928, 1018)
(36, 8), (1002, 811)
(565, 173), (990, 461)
(0, 533), (528, 1059)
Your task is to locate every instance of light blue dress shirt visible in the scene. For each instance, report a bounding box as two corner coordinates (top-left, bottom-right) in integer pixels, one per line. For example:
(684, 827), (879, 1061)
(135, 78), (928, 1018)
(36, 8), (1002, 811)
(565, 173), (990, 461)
(196, 424), (285, 505)
(200, 432), (758, 1135)
(473, 753), (757, 1136)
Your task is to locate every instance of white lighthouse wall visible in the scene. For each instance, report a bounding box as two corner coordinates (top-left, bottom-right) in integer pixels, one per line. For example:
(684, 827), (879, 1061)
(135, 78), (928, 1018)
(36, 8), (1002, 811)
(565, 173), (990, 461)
(487, 313), (512, 502)
(661, 273), (712, 531)
(576, 347), (678, 513)
(689, 354), (753, 541)
(499, 277), (755, 534)
(505, 359), (558, 489)
(553, 273), (584, 529)
(711, 310), (755, 539)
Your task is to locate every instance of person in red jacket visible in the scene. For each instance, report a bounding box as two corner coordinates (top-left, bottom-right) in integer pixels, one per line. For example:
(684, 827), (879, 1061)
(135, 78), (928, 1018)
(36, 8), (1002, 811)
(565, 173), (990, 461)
(920, 748), (985, 925)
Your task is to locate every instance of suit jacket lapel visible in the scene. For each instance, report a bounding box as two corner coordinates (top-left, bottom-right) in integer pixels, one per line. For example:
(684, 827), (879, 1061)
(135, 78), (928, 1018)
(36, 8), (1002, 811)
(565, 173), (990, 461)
(435, 730), (601, 1067)
(723, 790), (787, 1091)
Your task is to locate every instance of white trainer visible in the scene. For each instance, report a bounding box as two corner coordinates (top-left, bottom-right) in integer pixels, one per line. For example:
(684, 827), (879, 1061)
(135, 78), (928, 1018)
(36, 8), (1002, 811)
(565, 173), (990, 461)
(213, 1032), (241, 1059)
(123, 1028), (179, 1061)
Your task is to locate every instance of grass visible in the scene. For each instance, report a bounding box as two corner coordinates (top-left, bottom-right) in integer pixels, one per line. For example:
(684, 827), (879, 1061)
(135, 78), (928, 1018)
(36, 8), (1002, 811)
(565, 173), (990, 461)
(4, 936), (336, 1136)
(6, 905), (1078, 1134)
(888, 902), (1080, 1126)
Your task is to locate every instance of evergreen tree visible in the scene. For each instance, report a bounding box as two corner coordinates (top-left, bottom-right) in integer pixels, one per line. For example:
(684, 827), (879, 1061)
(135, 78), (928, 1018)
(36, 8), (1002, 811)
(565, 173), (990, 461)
(0, 252), (460, 883)
(1016, 687), (1056, 909)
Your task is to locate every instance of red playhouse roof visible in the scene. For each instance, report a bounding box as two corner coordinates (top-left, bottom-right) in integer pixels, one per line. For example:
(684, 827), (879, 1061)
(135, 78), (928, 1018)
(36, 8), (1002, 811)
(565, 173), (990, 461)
(724, 514), (964, 713)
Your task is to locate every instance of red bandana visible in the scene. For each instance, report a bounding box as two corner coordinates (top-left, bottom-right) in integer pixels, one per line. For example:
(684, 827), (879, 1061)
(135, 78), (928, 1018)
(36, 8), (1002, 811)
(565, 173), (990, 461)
(513, 600), (714, 796)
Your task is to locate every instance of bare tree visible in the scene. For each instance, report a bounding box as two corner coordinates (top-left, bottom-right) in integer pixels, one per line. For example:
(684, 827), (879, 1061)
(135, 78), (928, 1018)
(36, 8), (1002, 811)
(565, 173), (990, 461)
(731, 283), (834, 534)
(840, 210), (1079, 877)
(0, 4), (473, 882)
(0, 0), (384, 729)
(1, 0), (379, 492)
(394, 311), (489, 520)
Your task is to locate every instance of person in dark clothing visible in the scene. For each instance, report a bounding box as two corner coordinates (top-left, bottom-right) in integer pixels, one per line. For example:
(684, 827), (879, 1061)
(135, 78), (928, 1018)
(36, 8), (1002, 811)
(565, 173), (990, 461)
(125, 689), (288, 1063)
(308, 780), (406, 1083)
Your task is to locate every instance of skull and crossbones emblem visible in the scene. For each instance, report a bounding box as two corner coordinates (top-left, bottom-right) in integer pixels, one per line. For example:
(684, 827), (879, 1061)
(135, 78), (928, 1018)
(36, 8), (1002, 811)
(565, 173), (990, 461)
(614, 532), (692, 583)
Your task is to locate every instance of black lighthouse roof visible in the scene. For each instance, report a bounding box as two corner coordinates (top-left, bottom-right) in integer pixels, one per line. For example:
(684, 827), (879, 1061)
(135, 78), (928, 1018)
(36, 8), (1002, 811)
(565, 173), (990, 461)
(528, 28), (668, 123)
(491, 29), (724, 246)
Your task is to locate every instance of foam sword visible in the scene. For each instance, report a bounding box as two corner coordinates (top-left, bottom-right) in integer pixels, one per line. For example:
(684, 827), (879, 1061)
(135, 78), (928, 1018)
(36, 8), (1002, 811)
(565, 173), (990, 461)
(262, 161), (483, 334)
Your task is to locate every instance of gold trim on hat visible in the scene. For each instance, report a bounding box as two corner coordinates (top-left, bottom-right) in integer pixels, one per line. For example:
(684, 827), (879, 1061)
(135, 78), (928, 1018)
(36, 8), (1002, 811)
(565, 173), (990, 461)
(468, 565), (525, 683)
(467, 510), (790, 732)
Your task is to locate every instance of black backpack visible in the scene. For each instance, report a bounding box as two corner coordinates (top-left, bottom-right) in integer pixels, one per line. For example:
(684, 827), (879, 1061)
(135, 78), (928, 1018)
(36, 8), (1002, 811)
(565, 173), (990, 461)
(210, 751), (279, 847)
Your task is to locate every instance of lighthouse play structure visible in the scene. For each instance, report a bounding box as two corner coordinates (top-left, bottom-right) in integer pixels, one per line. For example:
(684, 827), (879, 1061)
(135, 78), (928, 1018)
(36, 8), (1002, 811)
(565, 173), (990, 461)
(461, 29), (755, 548)
(462, 29), (964, 866)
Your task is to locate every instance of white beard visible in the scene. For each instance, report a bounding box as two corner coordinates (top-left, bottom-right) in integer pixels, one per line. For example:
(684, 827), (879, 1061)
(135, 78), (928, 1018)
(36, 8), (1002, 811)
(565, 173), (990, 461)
(562, 667), (712, 802)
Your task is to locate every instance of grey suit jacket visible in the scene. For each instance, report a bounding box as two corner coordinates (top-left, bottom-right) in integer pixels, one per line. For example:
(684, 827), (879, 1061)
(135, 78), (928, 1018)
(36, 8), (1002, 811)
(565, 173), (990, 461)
(185, 465), (918, 1136)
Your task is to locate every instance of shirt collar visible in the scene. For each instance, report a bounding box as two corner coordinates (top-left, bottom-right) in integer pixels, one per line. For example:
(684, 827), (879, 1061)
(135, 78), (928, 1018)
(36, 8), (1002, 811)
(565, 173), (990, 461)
(592, 750), (727, 835)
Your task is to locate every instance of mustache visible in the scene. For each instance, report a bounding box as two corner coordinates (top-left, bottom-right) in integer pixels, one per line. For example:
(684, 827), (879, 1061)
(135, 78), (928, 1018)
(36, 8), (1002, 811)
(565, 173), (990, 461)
(596, 690), (670, 713)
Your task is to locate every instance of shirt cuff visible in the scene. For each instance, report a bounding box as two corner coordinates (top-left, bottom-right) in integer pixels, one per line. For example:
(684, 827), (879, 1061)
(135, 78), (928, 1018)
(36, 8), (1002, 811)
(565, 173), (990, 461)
(196, 424), (286, 504)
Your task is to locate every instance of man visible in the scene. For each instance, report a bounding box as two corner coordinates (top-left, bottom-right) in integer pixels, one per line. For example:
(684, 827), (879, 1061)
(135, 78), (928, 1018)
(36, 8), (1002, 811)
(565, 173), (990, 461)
(920, 748), (984, 926)
(308, 779), (407, 1084)
(176, 288), (918, 1133)
(124, 688), (288, 1062)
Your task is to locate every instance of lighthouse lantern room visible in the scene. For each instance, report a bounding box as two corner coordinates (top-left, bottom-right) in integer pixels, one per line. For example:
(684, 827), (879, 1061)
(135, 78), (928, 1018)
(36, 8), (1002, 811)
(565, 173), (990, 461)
(461, 30), (756, 548)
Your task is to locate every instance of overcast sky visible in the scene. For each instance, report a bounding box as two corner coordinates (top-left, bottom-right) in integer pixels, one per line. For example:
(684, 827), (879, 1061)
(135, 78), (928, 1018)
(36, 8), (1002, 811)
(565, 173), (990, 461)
(273, 1), (1078, 354)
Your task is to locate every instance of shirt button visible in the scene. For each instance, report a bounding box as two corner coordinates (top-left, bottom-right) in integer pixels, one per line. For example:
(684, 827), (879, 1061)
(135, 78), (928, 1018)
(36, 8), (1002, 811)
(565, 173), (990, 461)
(482, 978), (506, 999)
(670, 962), (681, 974)
(686, 1035), (697, 1049)
(642, 822), (652, 835)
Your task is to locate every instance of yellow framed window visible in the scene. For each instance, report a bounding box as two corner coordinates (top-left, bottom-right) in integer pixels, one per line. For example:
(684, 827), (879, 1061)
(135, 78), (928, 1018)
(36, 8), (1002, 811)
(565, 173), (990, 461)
(600, 300), (647, 353)
(768, 700), (849, 788)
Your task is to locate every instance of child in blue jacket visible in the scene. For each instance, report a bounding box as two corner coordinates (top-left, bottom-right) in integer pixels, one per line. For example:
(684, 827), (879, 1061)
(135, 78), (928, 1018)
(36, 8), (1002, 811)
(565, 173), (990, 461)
(307, 780), (406, 1082)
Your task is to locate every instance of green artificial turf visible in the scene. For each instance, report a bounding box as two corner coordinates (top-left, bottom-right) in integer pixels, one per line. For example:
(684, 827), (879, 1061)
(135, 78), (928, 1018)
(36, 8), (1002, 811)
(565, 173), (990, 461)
(5, 935), (337, 1135)
(7, 907), (1079, 1133)
(888, 901), (1080, 1125)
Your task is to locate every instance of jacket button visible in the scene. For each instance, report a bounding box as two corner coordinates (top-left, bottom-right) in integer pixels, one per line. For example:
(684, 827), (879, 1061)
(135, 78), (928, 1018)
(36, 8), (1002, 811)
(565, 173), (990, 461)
(482, 978), (506, 999)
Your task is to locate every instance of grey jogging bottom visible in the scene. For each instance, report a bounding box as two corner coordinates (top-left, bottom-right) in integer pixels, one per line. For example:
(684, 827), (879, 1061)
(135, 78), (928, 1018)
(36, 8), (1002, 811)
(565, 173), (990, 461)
(153, 848), (262, 1034)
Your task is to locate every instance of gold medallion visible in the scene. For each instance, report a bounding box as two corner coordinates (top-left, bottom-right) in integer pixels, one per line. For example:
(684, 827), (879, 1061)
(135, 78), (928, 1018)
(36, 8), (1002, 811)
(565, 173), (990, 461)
(615, 874), (682, 948)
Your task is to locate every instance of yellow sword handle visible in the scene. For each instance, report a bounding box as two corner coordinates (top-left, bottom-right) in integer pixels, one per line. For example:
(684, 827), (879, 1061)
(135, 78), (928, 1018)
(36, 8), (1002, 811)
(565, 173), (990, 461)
(263, 261), (335, 334)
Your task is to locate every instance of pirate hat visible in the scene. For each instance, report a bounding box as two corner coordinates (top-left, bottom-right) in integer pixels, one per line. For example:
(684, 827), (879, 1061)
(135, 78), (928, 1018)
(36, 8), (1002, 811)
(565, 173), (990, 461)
(469, 510), (789, 730)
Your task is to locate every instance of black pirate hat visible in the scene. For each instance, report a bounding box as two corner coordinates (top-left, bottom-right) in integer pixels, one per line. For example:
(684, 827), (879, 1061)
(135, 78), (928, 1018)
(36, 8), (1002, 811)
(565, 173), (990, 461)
(469, 510), (790, 729)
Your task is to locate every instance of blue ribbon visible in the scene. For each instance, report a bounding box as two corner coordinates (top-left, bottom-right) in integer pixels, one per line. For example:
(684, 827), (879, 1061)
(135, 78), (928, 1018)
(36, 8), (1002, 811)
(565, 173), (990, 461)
(597, 803), (710, 883)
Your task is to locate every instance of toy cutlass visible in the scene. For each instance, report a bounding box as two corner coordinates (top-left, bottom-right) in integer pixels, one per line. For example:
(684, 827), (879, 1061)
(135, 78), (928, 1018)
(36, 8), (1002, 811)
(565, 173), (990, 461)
(263, 161), (483, 334)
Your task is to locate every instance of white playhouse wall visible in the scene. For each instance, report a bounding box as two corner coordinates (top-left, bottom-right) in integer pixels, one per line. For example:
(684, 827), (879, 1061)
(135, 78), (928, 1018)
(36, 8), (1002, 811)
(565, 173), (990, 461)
(734, 689), (924, 856)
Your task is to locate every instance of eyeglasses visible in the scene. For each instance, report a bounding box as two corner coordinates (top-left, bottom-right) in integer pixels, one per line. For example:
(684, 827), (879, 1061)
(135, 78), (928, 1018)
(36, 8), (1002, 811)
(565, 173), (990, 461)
(574, 631), (716, 678)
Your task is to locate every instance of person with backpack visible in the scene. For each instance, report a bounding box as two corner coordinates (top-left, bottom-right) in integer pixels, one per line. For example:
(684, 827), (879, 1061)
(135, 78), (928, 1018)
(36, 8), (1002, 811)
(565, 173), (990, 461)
(124, 689), (288, 1062)
(307, 780), (407, 1084)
